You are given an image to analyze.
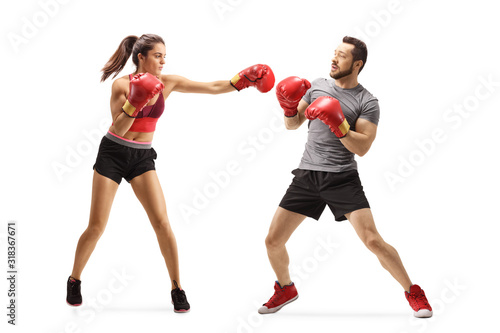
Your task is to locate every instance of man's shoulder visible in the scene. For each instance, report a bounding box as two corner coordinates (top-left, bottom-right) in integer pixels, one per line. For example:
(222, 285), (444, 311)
(310, 77), (331, 87)
(356, 84), (378, 104)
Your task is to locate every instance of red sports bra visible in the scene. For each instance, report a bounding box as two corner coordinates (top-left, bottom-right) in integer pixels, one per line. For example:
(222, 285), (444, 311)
(127, 74), (165, 133)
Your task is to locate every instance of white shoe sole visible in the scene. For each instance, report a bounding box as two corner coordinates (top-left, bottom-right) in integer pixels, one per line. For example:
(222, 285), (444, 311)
(258, 295), (299, 314)
(414, 309), (433, 318)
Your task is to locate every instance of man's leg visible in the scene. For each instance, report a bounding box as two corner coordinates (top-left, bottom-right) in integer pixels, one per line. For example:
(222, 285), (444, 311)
(259, 207), (306, 314)
(345, 208), (412, 292)
(265, 207), (307, 286)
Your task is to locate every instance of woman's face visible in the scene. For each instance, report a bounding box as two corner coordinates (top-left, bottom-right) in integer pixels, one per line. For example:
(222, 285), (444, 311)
(138, 43), (166, 77)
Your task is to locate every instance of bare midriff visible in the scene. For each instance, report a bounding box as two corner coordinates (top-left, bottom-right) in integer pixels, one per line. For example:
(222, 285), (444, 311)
(108, 127), (155, 143)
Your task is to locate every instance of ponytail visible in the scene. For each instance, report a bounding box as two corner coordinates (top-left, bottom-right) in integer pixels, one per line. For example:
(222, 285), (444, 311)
(100, 35), (138, 82)
(100, 34), (165, 82)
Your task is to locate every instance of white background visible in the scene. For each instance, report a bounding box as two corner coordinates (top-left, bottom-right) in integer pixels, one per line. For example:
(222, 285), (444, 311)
(1, 0), (499, 332)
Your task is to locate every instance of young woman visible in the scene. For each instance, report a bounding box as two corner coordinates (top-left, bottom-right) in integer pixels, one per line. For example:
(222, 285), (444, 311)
(66, 34), (274, 312)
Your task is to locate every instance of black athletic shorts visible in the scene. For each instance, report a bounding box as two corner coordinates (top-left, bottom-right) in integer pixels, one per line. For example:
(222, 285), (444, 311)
(93, 132), (157, 185)
(279, 168), (370, 221)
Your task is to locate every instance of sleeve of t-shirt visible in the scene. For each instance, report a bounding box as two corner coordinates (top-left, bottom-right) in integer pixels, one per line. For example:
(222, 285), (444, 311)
(301, 78), (321, 105)
(302, 87), (313, 104)
(359, 98), (380, 126)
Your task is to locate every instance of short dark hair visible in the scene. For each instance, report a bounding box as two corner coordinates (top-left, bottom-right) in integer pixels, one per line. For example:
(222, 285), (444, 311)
(342, 36), (368, 74)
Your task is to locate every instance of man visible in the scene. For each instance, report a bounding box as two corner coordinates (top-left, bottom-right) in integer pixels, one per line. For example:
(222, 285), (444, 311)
(259, 36), (432, 318)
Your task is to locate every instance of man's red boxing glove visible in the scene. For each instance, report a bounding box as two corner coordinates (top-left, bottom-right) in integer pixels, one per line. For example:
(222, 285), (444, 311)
(305, 96), (350, 138)
(230, 64), (275, 93)
(276, 76), (311, 117)
(122, 73), (164, 118)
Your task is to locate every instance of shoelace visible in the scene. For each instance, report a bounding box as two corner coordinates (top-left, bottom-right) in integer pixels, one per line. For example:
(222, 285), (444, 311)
(415, 293), (429, 307)
(409, 292), (429, 309)
(68, 281), (79, 296)
(265, 288), (284, 306)
(173, 289), (187, 304)
(172, 280), (187, 304)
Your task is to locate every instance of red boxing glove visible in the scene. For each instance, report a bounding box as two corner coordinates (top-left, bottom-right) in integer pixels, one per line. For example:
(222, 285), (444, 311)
(230, 64), (275, 93)
(122, 73), (164, 118)
(276, 76), (311, 117)
(305, 96), (350, 138)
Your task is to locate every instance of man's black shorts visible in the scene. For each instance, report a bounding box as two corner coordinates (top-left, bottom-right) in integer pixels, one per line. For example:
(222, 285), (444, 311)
(279, 168), (370, 221)
(93, 133), (157, 185)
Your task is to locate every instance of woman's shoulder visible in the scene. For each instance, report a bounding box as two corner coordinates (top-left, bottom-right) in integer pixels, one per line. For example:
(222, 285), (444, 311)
(160, 74), (185, 84)
(111, 75), (130, 96)
(114, 74), (131, 83)
(112, 75), (130, 87)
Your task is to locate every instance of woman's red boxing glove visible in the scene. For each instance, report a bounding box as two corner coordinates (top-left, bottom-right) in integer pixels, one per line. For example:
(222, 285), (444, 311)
(122, 73), (164, 118)
(230, 64), (275, 93)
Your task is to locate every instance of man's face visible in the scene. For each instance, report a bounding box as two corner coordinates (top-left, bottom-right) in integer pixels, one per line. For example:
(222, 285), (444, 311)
(330, 43), (356, 80)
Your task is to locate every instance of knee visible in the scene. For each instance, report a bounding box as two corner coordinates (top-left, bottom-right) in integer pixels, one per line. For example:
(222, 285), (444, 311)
(151, 217), (171, 233)
(265, 233), (284, 250)
(364, 234), (385, 253)
(86, 224), (105, 238)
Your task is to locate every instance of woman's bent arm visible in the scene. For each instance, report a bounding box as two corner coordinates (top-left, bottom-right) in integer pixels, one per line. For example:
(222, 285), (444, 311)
(110, 79), (135, 137)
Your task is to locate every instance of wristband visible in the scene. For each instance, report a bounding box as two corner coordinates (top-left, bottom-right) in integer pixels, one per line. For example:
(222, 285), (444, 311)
(122, 100), (138, 117)
(230, 73), (245, 91)
(333, 119), (350, 138)
(284, 109), (298, 118)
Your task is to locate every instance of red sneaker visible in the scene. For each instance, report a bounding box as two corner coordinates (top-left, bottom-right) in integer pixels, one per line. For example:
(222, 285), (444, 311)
(258, 281), (298, 314)
(405, 284), (433, 318)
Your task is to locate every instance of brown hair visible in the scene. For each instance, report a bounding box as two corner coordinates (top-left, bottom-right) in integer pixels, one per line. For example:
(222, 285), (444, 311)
(342, 36), (368, 74)
(100, 34), (165, 82)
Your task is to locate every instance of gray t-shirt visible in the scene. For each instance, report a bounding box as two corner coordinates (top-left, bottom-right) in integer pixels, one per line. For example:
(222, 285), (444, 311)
(299, 78), (380, 172)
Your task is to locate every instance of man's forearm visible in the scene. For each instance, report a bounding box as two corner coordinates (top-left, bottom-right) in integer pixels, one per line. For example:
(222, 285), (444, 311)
(284, 113), (305, 130)
(340, 130), (372, 156)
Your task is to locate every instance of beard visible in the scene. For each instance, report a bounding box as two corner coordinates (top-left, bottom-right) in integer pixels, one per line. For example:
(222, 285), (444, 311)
(330, 61), (354, 80)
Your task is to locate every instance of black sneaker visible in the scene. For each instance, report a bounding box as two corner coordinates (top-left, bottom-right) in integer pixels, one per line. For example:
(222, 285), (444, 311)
(66, 276), (82, 306)
(171, 280), (190, 313)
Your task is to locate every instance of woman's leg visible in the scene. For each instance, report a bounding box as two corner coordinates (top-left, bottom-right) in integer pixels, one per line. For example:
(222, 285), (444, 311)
(70, 171), (119, 279)
(130, 170), (180, 289)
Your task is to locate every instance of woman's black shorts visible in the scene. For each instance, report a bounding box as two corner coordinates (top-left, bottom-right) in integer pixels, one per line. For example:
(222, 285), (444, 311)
(93, 132), (157, 185)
